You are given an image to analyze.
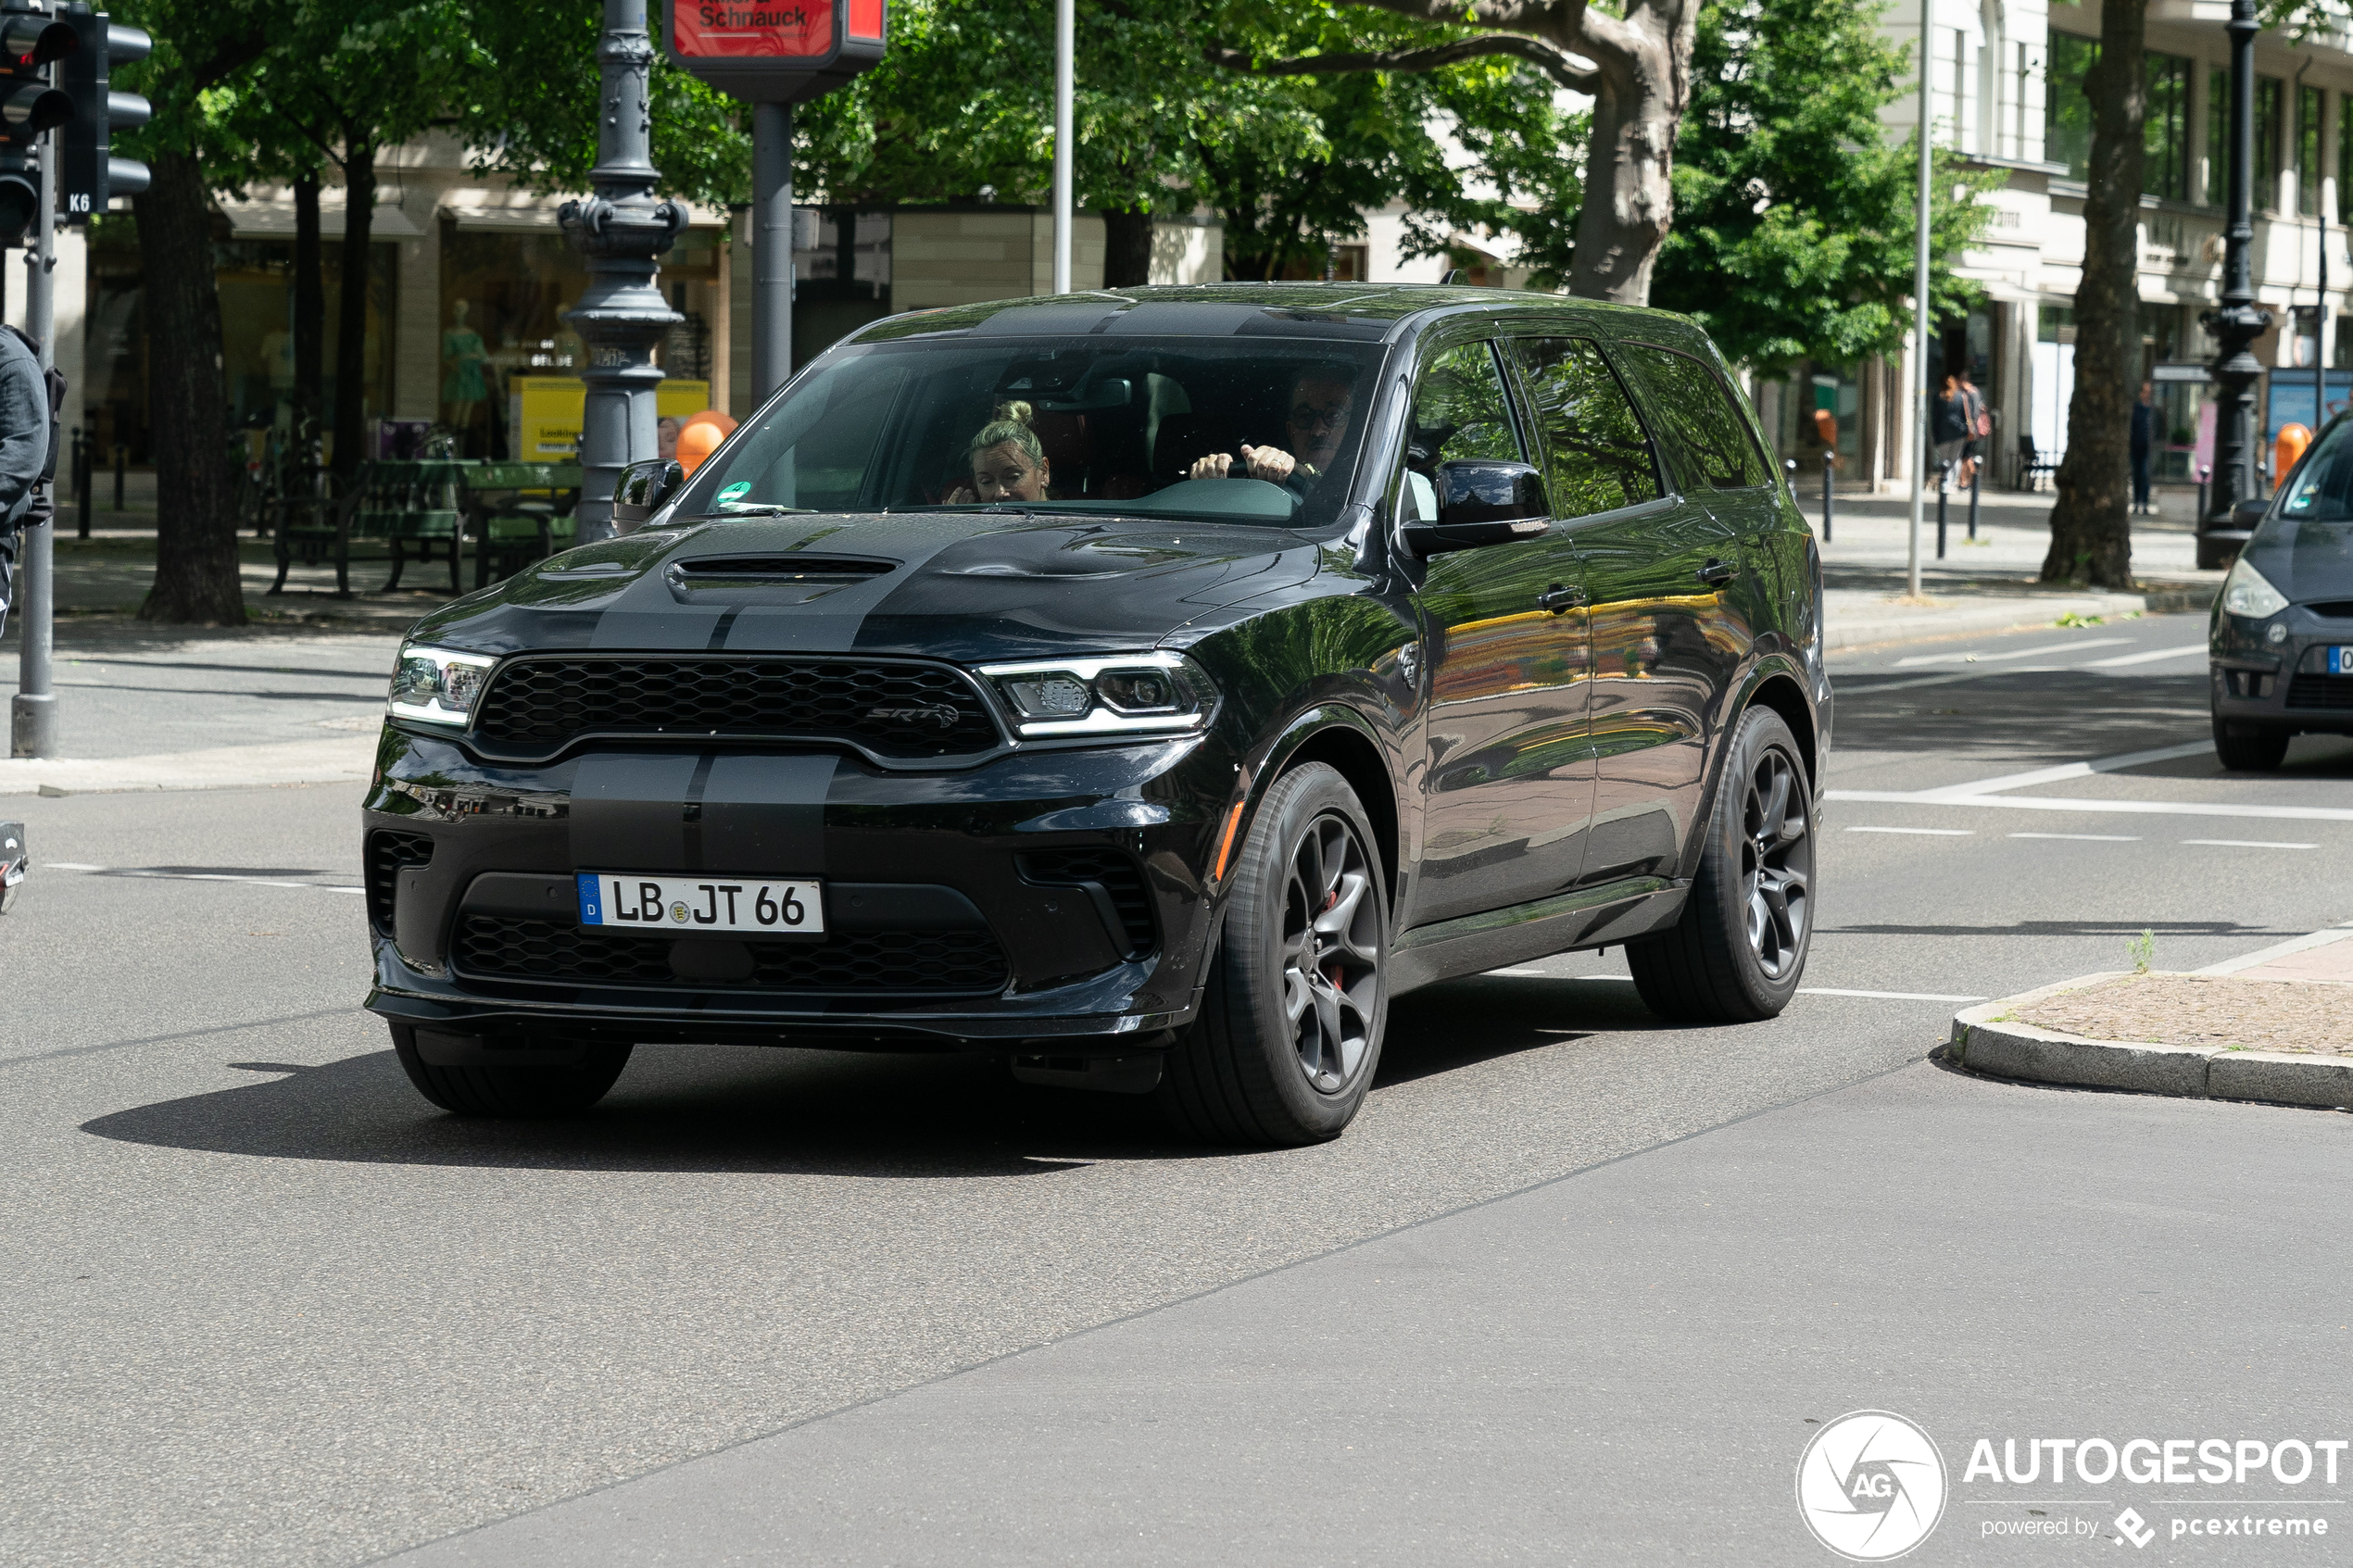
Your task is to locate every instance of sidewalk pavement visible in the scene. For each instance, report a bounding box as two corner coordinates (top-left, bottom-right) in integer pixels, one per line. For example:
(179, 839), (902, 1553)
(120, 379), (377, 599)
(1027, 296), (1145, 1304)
(1951, 926), (2353, 1107)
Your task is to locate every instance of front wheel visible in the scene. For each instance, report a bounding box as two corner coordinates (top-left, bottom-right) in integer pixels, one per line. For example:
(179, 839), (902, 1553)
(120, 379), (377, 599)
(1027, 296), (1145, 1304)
(1157, 762), (1390, 1147)
(2212, 718), (2289, 771)
(389, 1024), (631, 1117)
(1627, 706), (1815, 1022)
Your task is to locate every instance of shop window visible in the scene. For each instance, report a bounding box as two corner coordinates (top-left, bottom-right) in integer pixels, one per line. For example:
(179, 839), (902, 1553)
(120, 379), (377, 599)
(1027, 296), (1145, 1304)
(438, 224), (596, 459)
(791, 207), (892, 367)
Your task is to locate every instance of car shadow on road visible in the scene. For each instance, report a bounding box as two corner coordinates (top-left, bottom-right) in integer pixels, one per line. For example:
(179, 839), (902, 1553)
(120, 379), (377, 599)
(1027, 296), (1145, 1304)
(79, 974), (1677, 1173)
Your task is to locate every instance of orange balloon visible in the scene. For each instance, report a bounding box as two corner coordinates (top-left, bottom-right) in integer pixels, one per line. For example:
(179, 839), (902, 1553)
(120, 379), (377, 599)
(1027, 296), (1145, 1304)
(676, 420), (726, 476)
(2276, 422), (2313, 483)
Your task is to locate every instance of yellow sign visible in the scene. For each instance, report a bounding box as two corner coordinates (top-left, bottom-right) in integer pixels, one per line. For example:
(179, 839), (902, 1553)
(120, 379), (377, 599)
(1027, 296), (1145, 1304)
(509, 379), (714, 458)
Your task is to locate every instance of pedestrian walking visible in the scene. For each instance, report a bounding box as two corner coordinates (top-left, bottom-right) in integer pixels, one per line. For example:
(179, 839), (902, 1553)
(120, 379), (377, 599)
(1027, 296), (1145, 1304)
(1957, 370), (1991, 487)
(0, 324), (57, 641)
(2130, 381), (2157, 515)
(1930, 372), (1969, 488)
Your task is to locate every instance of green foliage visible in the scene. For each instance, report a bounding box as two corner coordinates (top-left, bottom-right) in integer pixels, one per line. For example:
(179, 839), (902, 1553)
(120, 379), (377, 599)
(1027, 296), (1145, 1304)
(2129, 929), (2156, 974)
(1645, 0), (2000, 373)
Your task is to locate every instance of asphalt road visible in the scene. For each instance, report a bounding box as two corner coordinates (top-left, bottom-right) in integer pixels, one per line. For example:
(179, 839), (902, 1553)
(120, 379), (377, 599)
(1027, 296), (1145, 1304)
(5, 608), (2350, 1567)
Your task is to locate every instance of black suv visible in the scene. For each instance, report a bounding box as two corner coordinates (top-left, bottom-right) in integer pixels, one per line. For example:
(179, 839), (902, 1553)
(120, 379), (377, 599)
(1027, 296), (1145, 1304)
(363, 284), (1830, 1145)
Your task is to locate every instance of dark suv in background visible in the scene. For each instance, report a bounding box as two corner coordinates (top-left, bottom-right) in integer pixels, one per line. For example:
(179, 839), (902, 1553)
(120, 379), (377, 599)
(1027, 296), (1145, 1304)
(362, 284), (1830, 1145)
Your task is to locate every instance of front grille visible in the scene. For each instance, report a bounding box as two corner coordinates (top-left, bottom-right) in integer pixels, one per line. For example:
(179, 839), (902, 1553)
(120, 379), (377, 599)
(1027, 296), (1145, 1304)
(366, 830), (434, 936)
(469, 656), (1000, 760)
(2288, 673), (2353, 709)
(450, 915), (1009, 994)
(1019, 848), (1155, 955)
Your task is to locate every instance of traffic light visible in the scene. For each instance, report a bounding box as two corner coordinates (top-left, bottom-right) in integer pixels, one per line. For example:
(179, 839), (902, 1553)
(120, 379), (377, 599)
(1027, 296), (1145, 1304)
(0, 3), (72, 243)
(59, 4), (145, 222)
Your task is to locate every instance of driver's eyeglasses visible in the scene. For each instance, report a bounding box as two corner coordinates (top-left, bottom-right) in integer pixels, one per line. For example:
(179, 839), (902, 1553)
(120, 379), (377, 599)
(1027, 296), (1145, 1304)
(1290, 405), (1351, 431)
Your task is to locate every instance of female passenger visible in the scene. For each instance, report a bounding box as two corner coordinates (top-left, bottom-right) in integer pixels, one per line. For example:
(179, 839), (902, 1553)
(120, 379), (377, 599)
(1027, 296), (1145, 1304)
(948, 401), (1051, 504)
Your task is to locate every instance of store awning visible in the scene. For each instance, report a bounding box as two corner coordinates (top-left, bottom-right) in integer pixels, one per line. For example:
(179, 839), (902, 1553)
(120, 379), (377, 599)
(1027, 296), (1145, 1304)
(219, 199), (427, 242)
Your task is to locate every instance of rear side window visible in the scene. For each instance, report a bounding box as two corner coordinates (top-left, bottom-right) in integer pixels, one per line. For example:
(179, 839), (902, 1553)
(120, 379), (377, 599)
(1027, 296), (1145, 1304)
(1611, 342), (1771, 492)
(1396, 341), (1526, 522)
(1508, 337), (1660, 518)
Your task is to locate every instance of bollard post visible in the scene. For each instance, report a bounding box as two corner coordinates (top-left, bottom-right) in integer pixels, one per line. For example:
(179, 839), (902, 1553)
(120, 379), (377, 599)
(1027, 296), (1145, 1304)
(1935, 460), (1949, 559)
(1821, 450), (1835, 543)
(71, 426), (86, 539)
(1968, 455), (1981, 542)
(112, 443), (123, 512)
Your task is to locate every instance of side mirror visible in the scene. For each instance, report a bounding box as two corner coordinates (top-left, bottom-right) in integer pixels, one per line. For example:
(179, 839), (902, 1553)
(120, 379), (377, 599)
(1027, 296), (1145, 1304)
(2230, 496), (2269, 527)
(1402, 458), (1551, 556)
(612, 458), (686, 528)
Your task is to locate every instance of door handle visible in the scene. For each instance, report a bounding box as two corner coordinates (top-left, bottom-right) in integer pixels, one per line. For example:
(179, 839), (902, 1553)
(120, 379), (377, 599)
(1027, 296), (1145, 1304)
(1537, 583), (1587, 613)
(1694, 558), (1737, 586)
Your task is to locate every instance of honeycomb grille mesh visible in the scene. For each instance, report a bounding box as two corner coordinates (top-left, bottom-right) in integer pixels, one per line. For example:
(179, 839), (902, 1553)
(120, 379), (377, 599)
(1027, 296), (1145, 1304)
(451, 915), (1009, 993)
(366, 830), (434, 936)
(1019, 848), (1156, 955)
(470, 657), (1000, 759)
(2287, 673), (2353, 710)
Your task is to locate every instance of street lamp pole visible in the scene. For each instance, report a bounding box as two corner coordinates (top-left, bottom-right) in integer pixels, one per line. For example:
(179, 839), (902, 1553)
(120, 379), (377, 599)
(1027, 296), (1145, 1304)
(1051, 0), (1073, 295)
(2203, 0), (2271, 538)
(561, 0), (686, 546)
(1908, 0), (1933, 599)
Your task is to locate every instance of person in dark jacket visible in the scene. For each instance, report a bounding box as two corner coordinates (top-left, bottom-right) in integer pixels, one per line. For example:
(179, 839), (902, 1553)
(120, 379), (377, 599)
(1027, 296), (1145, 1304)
(2130, 381), (2157, 515)
(1930, 373), (1969, 486)
(0, 325), (51, 639)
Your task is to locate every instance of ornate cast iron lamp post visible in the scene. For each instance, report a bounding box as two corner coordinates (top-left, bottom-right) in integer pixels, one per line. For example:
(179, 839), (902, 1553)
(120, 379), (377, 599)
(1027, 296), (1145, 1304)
(2201, 0), (2271, 566)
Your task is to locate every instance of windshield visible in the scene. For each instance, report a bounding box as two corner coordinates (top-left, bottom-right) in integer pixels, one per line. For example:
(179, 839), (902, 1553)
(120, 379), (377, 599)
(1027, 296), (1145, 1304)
(671, 335), (1387, 530)
(2271, 417), (2353, 530)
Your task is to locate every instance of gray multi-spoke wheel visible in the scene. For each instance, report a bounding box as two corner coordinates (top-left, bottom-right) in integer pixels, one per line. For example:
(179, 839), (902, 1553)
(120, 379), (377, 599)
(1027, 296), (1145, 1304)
(1738, 744), (1812, 981)
(1627, 705), (1815, 1022)
(1159, 761), (1390, 1146)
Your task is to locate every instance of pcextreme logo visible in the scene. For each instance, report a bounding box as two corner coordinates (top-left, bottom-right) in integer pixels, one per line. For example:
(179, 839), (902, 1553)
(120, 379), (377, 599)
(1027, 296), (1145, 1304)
(1796, 1410), (1951, 1562)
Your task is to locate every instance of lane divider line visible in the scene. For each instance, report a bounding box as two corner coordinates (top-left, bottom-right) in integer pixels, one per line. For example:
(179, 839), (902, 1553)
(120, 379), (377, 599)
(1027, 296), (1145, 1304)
(1927, 739), (2214, 797)
(1824, 789), (2353, 822)
(2086, 643), (2208, 667)
(1844, 825), (1973, 835)
(34, 863), (366, 894)
(1478, 971), (1985, 1003)
(2182, 838), (2319, 849)
(2008, 832), (2141, 841)
(1894, 636), (2133, 669)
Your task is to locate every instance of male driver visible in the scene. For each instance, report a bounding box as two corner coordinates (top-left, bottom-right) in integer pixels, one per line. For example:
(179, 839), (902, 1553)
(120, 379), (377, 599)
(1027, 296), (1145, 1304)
(1187, 369), (1355, 493)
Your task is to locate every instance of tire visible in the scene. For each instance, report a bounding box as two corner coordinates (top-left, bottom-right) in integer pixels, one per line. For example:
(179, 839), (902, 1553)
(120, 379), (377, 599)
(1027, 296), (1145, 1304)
(1157, 762), (1390, 1147)
(1626, 706), (1815, 1023)
(2212, 718), (2290, 771)
(388, 1023), (631, 1117)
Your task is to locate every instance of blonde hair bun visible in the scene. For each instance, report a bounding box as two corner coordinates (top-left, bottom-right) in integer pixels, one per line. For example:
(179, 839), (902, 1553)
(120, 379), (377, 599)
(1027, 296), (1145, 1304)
(991, 398), (1034, 426)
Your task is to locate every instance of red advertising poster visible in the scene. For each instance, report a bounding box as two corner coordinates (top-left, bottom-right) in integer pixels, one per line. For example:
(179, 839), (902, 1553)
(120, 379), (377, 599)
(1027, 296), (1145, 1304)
(849, 0), (882, 39)
(672, 0), (832, 58)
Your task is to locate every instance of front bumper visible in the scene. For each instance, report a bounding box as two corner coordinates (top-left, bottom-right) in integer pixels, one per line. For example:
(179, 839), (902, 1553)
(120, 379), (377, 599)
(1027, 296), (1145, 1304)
(2210, 605), (2353, 732)
(362, 724), (1239, 1048)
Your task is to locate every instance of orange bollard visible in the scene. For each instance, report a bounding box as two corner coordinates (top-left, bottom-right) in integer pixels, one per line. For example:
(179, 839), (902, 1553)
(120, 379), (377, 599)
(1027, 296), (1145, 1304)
(675, 409), (737, 477)
(2276, 421), (2313, 484)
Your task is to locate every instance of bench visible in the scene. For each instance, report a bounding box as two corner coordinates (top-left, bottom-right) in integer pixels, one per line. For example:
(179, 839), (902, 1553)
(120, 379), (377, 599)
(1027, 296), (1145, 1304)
(2016, 433), (2059, 492)
(459, 462), (583, 588)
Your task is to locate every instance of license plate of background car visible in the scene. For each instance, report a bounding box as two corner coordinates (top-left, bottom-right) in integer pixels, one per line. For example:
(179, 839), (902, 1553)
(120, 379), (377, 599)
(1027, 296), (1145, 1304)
(2331, 647), (2353, 675)
(575, 873), (825, 935)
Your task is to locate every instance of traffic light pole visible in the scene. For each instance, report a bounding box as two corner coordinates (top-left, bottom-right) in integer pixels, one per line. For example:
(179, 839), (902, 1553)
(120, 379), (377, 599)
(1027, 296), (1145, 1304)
(9, 97), (54, 758)
(560, 0), (684, 546)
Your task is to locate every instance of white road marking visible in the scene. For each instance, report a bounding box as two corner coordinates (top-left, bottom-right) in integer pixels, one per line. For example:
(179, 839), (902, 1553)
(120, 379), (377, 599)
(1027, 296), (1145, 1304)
(36, 864), (366, 893)
(44, 861), (102, 871)
(1844, 825), (1973, 835)
(2197, 925), (2353, 975)
(2009, 832), (2140, 841)
(2087, 643), (2208, 667)
(1894, 637), (2133, 668)
(2182, 838), (2319, 849)
(1833, 666), (2072, 697)
(1931, 740), (2213, 797)
(1825, 789), (2353, 822)
(1800, 987), (1986, 1002)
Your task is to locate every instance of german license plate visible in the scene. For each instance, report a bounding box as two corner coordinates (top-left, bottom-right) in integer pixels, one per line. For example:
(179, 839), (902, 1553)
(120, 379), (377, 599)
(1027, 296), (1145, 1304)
(576, 873), (824, 935)
(2330, 646), (2353, 675)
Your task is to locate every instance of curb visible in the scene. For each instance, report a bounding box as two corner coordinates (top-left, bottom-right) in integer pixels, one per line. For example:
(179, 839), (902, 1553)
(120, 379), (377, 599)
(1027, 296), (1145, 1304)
(1950, 972), (2353, 1110)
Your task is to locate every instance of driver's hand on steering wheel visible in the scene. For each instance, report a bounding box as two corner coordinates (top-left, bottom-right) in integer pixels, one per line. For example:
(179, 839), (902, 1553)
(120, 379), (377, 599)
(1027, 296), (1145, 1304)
(1188, 444), (1297, 483)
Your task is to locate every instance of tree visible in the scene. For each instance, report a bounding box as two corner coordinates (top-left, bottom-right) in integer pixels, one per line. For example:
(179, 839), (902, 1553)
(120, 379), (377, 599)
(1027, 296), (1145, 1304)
(1211, 0), (1700, 304)
(1647, 0), (1997, 374)
(2042, 0), (2147, 587)
(114, 0), (277, 624)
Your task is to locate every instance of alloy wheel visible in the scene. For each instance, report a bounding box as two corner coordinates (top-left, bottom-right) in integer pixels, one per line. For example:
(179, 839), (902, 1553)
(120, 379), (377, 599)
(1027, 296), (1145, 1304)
(1279, 811), (1382, 1094)
(1740, 746), (1812, 979)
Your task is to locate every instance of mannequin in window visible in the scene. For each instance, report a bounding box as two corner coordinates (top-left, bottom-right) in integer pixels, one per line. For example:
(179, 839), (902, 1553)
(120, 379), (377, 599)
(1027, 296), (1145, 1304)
(442, 299), (489, 451)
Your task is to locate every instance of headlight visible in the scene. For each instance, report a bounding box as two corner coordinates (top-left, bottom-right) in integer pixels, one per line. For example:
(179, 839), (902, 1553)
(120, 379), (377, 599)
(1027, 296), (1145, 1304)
(2221, 557), (2289, 619)
(387, 645), (497, 726)
(975, 651), (1218, 738)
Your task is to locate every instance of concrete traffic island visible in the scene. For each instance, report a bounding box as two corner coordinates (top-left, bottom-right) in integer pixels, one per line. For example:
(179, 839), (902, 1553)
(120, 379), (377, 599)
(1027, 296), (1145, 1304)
(1951, 930), (2353, 1109)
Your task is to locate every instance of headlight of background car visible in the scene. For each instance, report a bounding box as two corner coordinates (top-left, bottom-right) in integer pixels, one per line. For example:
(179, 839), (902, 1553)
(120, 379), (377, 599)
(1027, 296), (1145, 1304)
(387, 645), (497, 726)
(976, 652), (1218, 738)
(2221, 557), (2289, 620)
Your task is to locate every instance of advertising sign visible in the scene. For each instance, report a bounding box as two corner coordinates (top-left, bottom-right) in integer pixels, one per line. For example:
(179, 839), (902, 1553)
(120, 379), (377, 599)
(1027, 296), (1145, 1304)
(665, 0), (884, 101)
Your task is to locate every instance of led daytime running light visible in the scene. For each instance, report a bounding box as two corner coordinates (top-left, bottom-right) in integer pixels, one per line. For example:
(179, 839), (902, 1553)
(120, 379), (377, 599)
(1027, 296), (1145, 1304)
(388, 645), (497, 726)
(976, 651), (1217, 738)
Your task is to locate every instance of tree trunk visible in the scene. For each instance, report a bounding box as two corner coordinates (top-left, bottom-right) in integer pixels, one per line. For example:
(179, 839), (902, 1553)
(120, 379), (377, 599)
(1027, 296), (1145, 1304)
(1569, 57), (1685, 304)
(134, 149), (245, 625)
(1101, 207), (1155, 287)
(2044, 0), (2147, 587)
(293, 173), (323, 441)
(332, 145), (375, 486)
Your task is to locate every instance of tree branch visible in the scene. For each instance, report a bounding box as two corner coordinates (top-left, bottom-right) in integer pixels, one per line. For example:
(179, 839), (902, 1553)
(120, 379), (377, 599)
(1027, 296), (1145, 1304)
(188, 27), (271, 93)
(1206, 34), (1598, 94)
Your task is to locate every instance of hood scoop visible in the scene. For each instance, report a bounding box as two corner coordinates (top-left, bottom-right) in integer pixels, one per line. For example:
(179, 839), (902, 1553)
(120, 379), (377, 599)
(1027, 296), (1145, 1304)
(662, 553), (900, 608)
